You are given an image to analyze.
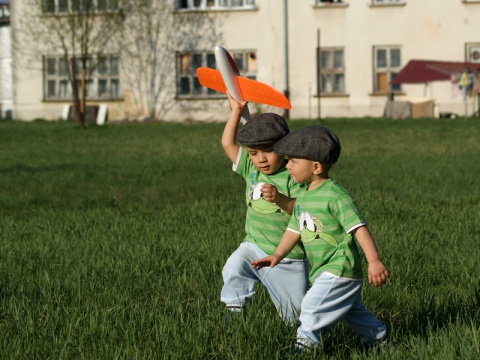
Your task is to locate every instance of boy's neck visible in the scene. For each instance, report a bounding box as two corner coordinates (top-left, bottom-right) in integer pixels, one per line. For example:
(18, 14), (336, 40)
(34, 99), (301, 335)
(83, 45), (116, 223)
(307, 175), (329, 191)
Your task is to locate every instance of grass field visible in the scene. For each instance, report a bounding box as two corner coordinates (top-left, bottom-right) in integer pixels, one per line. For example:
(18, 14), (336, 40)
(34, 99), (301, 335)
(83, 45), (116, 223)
(0, 118), (479, 359)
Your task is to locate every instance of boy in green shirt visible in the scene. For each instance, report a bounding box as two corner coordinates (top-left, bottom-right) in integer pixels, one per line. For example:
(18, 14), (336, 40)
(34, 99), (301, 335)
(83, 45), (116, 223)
(251, 125), (389, 352)
(220, 93), (308, 324)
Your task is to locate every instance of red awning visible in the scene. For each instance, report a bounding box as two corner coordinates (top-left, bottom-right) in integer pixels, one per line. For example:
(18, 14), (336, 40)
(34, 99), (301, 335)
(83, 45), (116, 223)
(390, 60), (480, 85)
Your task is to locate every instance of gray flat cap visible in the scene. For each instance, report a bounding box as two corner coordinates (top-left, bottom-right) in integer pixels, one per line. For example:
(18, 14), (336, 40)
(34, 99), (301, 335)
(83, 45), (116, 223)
(236, 113), (289, 147)
(274, 125), (341, 164)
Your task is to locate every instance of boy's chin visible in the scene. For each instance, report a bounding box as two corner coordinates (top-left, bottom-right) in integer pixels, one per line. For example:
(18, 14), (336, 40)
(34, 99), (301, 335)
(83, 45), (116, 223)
(290, 174), (306, 184)
(257, 162), (283, 175)
(258, 166), (276, 174)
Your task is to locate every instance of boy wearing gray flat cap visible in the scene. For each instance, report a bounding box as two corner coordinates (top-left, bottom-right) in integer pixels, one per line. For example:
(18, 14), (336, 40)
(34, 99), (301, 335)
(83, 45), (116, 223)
(252, 125), (390, 353)
(220, 93), (308, 325)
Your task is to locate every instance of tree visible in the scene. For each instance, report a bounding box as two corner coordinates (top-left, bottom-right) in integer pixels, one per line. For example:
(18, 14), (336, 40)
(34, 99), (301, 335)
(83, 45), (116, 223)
(120, 0), (223, 121)
(16, 0), (125, 129)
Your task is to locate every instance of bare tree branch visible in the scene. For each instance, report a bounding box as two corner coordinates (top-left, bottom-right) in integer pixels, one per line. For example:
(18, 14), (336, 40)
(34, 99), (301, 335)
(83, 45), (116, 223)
(120, 0), (224, 121)
(15, 0), (125, 128)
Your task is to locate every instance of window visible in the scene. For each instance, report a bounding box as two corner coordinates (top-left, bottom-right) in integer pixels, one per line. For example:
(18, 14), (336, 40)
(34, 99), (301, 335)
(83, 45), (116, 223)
(466, 43), (480, 63)
(177, 0), (256, 10)
(373, 46), (401, 93)
(316, 0), (345, 4)
(97, 0), (119, 12)
(0, 4), (10, 19)
(42, 0), (119, 14)
(177, 50), (257, 97)
(318, 48), (345, 94)
(44, 55), (120, 100)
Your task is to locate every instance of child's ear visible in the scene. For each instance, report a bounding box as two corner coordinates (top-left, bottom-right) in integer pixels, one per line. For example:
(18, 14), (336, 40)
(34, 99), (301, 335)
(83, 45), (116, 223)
(313, 162), (323, 175)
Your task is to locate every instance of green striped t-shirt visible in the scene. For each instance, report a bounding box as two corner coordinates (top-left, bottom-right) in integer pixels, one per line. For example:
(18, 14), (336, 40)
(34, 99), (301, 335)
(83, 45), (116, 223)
(234, 147), (306, 259)
(287, 178), (365, 282)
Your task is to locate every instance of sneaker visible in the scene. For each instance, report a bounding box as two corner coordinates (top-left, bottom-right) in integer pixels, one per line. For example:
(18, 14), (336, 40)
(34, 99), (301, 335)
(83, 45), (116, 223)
(221, 309), (246, 328)
(363, 334), (390, 354)
(291, 341), (318, 356)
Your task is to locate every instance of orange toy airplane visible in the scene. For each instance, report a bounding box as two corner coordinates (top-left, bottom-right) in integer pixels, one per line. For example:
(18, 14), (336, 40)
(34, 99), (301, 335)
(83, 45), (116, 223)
(196, 46), (291, 114)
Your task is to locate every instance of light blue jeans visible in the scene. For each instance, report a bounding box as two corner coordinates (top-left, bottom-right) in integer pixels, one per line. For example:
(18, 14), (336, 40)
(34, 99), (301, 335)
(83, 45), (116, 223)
(221, 242), (309, 324)
(297, 272), (387, 348)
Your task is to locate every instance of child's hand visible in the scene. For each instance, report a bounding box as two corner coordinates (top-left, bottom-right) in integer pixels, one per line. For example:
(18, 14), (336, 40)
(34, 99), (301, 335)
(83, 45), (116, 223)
(251, 255), (280, 270)
(227, 92), (248, 112)
(261, 183), (281, 204)
(367, 260), (389, 288)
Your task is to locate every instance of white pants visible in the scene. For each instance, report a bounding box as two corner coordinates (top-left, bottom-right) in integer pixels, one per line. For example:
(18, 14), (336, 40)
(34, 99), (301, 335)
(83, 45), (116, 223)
(297, 272), (387, 348)
(221, 242), (309, 324)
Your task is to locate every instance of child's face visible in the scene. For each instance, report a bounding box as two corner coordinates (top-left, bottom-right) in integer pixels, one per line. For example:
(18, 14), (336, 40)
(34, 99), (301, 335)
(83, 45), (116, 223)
(286, 157), (316, 184)
(245, 145), (284, 175)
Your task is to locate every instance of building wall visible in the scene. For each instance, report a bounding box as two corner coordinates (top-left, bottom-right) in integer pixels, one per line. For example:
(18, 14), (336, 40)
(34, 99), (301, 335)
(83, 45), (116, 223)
(10, 0), (480, 122)
(0, 2), (12, 119)
(287, 0), (480, 119)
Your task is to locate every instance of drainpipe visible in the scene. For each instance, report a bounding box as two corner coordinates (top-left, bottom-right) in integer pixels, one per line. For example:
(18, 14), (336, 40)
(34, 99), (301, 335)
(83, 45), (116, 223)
(283, 0), (290, 119)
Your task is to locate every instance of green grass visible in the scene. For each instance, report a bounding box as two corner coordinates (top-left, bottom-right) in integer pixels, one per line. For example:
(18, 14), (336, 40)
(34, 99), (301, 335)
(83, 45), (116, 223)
(0, 118), (479, 359)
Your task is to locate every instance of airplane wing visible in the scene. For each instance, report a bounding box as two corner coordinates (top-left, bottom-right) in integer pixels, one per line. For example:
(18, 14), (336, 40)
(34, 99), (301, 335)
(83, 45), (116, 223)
(196, 67), (292, 110)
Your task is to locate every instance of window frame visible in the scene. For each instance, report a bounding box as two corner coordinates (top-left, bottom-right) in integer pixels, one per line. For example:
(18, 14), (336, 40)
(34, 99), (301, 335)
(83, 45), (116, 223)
(176, 49), (257, 99)
(317, 47), (346, 96)
(176, 0), (256, 11)
(43, 54), (121, 101)
(315, 0), (347, 5)
(372, 45), (402, 94)
(41, 0), (120, 15)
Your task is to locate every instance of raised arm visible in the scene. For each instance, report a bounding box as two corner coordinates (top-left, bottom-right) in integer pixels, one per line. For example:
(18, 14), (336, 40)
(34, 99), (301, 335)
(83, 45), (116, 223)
(251, 230), (300, 269)
(352, 226), (389, 288)
(221, 93), (248, 163)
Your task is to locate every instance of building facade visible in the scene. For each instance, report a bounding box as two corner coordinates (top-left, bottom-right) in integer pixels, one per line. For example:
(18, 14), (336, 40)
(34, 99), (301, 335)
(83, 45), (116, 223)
(0, 0), (12, 119)
(9, 0), (480, 122)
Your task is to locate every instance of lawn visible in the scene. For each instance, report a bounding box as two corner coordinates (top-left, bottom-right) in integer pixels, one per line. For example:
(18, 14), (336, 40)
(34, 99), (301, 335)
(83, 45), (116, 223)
(0, 118), (479, 359)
